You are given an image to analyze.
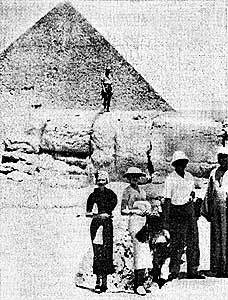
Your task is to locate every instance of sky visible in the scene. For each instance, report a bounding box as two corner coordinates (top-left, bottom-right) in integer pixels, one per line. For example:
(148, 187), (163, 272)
(0, 0), (227, 112)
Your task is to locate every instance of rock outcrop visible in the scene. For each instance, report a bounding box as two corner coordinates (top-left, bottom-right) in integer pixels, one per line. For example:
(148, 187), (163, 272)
(40, 111), (96, 156)
(0, 109), (223, 186)
(0, 109), (97, 187)
(91, 111), (222, 180)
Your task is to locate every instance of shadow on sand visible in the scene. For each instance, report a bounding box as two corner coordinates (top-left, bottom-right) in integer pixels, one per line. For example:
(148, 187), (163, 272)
(75, 283), (134, 294)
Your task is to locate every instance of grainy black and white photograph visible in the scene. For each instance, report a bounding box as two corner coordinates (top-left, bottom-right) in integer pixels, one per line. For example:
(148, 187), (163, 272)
(0, 0), (227, 299)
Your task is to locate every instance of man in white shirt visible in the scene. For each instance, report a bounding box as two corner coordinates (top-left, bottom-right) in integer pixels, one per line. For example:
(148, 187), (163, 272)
(163, 151), (205, 280)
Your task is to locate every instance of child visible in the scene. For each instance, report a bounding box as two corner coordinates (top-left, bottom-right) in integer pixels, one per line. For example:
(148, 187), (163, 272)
(134, 199), (170, 288)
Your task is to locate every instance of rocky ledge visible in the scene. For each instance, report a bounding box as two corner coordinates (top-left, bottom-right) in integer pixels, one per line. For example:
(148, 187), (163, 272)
(0, 108), (223, 188)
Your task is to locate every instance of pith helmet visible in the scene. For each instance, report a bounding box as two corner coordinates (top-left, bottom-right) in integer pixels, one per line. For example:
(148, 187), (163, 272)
(171, 151), (189, 166)
(217, 146), (228, 156)
(123, 167), (146, 178)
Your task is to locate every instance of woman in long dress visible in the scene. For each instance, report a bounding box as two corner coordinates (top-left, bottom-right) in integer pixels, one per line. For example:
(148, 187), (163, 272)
(121, 167), (153, 296)
(86, 171), (118, 292)
(201, 146), (228, 277)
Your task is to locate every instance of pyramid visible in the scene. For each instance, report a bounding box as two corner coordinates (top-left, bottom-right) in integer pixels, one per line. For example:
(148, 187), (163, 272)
(0, 2), (173, 111)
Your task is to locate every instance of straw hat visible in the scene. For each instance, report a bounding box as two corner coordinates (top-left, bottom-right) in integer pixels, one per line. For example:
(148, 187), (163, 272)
(123, 167), (146, 178)
(217, 146), (228, 156)
(171, 151), (189, 166)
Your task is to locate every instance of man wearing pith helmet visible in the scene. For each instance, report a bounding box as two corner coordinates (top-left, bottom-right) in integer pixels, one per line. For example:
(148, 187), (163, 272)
(163, 151), (205, 280)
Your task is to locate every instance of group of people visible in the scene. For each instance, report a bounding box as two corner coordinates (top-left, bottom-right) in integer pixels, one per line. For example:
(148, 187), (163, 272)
(86, 146), (228, 295)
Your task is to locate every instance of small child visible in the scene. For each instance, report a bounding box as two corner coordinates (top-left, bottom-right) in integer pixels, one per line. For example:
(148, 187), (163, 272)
(134, 199), (170, 288)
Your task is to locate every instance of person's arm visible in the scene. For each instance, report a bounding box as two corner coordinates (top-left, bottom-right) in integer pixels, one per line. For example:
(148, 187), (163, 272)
(138, 143), (154, 185)
(191, 175), (202, 220)
(108, 190), (118, 213)
(86, 193), (95, 218)
(147, 142), (154, 176)
(201, 176), (213, 222)
(121, 189), (131, 215)
(162, 198), (171, 230)
(162, 176), (172, 230)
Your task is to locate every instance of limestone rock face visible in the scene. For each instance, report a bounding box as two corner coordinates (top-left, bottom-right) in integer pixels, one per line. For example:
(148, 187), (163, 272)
(54, 155), (88, 169)
(0, 110), (96, 186)
(40, 111), (96, 156)
(150, 112), (221, 176)
(91, 111), (158, 180)
(7, 171), (31, 182)
(0, 109), (223, 185)
(92, 111), (221, 179)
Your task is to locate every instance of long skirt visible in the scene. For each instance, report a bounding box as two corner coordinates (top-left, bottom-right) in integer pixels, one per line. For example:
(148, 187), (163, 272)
(210, 196), (228, 275)
(90, 217), (115, 275)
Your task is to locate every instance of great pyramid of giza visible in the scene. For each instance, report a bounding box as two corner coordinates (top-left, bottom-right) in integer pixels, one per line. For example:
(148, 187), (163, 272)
(0, 2), (172, 111)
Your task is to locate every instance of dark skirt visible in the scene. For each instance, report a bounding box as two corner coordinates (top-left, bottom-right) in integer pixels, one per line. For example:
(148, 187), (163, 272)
(90, 217), (115, 275)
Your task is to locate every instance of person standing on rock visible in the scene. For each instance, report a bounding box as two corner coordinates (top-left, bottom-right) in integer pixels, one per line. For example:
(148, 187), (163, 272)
(201, 146), (228, 277)
(163, 151), (205, 280)
(221, 129), (228, 147)
(101, 66), (113, 112)
(86, 170), (118, 293)
(121, 167), (153, 296)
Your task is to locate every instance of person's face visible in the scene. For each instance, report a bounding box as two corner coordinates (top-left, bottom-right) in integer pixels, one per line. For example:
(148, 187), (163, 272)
(128, 175), (140, 185)
(96, 176), (107, 187)
(173, 159), (188, 173)
(218, 154), (228, 169)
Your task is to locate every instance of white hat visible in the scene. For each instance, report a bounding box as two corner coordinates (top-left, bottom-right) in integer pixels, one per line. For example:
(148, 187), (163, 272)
(95, 170), (109, 183)
(217, 146), (228, 156)
(123, 167), (146, 177)
(171, 151), (189, 166)
(133, 200), (151, 211)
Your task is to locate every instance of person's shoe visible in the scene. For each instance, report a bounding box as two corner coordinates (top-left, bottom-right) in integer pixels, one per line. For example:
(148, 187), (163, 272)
(134, 286), (146, 296)
(100, 285), (108, 293)
(157, 278), (167, 289)
(168, 273), (178, 281)
(186, 273), (205, 279)
(94, 284), (101, 293)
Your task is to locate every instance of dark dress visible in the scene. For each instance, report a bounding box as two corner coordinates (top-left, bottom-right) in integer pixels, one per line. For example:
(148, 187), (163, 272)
(86, 187), (118, 275)
(201, 168), (228, 276)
